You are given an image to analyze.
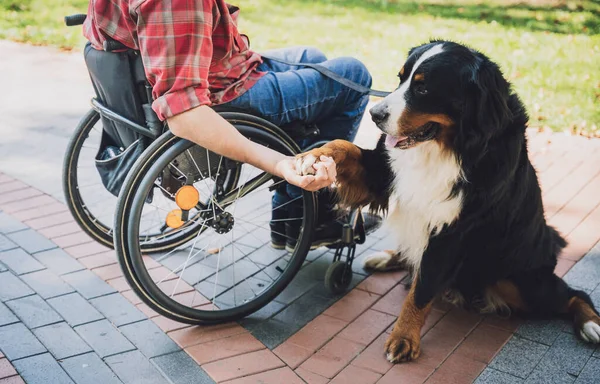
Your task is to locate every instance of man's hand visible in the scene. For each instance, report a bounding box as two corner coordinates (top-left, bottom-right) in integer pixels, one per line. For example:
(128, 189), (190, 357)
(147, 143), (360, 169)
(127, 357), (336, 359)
(275, 155), (336, 191)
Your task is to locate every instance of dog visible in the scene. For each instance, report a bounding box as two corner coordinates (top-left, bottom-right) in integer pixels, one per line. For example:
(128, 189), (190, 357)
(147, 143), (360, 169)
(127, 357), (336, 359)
(295, 40), (600, 363)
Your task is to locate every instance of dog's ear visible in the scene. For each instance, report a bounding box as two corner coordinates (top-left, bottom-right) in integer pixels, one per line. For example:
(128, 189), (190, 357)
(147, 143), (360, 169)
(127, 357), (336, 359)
(473, 60), (512, 135)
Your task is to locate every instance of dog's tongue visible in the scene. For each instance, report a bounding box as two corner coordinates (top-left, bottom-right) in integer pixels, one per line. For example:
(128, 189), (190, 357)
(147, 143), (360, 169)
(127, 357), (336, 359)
(385, 134), (407, 148)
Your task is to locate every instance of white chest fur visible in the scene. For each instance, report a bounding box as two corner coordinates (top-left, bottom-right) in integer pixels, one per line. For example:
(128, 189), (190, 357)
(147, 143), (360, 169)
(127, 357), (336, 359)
(385, 142), (464, 271)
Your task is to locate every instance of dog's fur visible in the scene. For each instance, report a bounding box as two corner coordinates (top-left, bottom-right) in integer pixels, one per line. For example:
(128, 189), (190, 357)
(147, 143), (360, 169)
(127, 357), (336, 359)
(297, 41), (600, 363)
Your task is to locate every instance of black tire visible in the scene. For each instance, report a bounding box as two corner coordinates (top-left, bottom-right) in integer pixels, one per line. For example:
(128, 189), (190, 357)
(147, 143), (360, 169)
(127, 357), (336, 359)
(114, 113), (316, 323)
(325, 261), (353, 294)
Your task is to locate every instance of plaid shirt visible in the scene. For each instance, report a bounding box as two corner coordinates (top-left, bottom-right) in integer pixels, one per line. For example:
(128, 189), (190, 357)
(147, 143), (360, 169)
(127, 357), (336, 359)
(83, 0), (265, 121)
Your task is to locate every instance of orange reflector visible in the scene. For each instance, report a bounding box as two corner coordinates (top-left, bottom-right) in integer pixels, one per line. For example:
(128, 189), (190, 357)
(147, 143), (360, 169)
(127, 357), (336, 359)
(175, 185), (200, 210)
(166, 209), (184, 229)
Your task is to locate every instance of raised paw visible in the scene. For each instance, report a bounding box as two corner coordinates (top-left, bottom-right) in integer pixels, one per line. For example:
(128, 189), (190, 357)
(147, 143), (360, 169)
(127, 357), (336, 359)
(384, 332), (421, 363)
(295, 153), (318, 176)
(363, 251), (406, 272)
(579, 320), (600, 344)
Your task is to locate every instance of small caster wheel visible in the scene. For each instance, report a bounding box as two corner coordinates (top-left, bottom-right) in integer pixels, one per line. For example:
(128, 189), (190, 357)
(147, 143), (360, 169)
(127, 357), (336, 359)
(325, 261), (353, 294)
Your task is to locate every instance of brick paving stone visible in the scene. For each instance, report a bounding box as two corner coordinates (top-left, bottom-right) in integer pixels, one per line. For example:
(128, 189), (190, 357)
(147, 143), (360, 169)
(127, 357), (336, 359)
(488, 336), (549, 379)
(33, 322), (92, 360)
(426, 353), (486, 384)
(6, 229), (56, 254)
(329, 364), (381, 384)
(575, 357), (600, 384)
(0, 235), (17, 252)
(417, 326), (468, 369)
(64, 241), (111, 259)
(47, 292), (104, 327)
(0, 302), (18, 327)
(555, 258), (576, 278)
(136, 303), (160, 318)
(475, 368), (524, 384)
(483, 315), (523, 333)
(74, 320), (135, 358)
(31, 248), (84, 275)
(11, 202), (68, 222)
(12, 353), (74, 384)
(0, 213), (26, 234)
(37, 221), (82, 239)
(515, 318), (567, 346)
(561, 206), (600, 262)
(0, 323), (46, 360)
(455, 323), (513, 364)
(295, 367), (329, 384)
(78, 252), (118, 269)
(119, 320), (179, 358)
(434, 308), (483, 336)
(377, 362), (435, 384)
(107, 276), (132, 292)
(300, 336), (365, 379)
(0, 181), (27, 194)
(169, 322), (247, 348)
(285, 314), (348, 352)
(60, 352), (122, 384)
(92, 263), (124, 280)
(222, 367), (304, 384)
(186, 332), (264, 365)
(24, 211), (74, 230)
(202, 349), (285, 382)
(0, 188), (43, 206)
(105, 350), (168, 384)
(152, 316), (192, 333)
(273, 341), (313, 369)
(323, 289), (380, 323)
(339, 309), (395, 346)
(1, 195), (56, 215)
(5, 295), (62, 329)
(564, 247), (600, 291)
(421, 309), (446, 337)
(19, 269), (74, 299)
(350, 332), (394, 375)
(89, 293), (146, 327)
(371, 284), (409, 316)
(0, 377), (25, 384)
(0, 272), (34, 302)
(51, 231), (94, 248)
(356, 271), (405, 295)
(151, 351), (215, 384)
(0, 358), (17, 379)
(61, 269), (116, 299)
(0, 248), (45, 275)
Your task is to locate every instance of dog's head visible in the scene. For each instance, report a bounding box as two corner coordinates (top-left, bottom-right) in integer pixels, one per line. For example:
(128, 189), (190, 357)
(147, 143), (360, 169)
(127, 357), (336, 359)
(370, 40), (513, 154)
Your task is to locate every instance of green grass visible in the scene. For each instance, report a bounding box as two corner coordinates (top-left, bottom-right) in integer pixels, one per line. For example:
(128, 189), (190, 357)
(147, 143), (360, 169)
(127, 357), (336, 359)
(1, 0), (599, 131)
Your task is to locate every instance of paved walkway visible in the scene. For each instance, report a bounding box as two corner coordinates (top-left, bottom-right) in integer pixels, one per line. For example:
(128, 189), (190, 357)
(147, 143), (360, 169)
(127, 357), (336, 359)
(1, 40), (600, 383)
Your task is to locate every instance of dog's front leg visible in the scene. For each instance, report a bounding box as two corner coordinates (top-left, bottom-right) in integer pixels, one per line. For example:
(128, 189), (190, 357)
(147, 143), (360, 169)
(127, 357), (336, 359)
(384, 279), (432, 363)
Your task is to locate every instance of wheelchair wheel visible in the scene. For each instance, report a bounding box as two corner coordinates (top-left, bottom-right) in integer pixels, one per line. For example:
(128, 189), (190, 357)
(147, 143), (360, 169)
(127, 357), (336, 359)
(62, 109), (241, 253)
(114, 113), (316, 323)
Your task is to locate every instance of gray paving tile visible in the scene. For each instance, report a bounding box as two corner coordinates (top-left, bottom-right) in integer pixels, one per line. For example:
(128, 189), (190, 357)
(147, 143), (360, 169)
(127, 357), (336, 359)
(0, 322), (47, 360)
(575, 357), (600, 384)
(90, 293), (146, 327)
(516, 318), (568, 346)
(6, 229), (57, 254)
(537, 332), (596, 376)
(32, 248), (84, 275)
(0, 234), (17, 252)
(75, 320), (135, 358)
(250, 318), (299, 349)
(62, 269), (116, 299)
(61, 352), (123, 384)
(0, 301), (18, 326)
(489, 335), (549, 379)
(14, 353), (74, 384)
(5, 295), (62, 329)
(0, 248), (45, 275)
(475, 368), (524, 384)
(33, 322), (92, 360)
(0, 271), (34, 301)
(105, 350), (169, 384)
(564, 246), (600, 292)
(0, 212), (27, 234)
(0, 261), (6, 272)
(239, 300), (286, 330)
(524, 368), (575, 384)
(119, 320), (179, 358)
(20, 269), (74, 299)
(152, 351), (215, 384)
(47, 292), (104, 327)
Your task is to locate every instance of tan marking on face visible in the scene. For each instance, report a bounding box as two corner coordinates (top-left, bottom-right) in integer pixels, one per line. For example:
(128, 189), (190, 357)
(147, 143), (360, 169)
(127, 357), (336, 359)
(414, 73), (425, 82)
(397, 110), (454, 136)
(399, 66), (405, 77)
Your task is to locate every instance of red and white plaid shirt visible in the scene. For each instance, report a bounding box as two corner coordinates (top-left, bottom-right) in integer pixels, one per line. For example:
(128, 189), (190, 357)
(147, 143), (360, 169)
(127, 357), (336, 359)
(83, 0), (266, 121)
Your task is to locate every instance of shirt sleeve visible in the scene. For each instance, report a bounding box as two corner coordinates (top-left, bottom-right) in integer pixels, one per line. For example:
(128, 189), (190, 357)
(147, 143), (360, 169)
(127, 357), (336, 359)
(134, 0), (215, 121)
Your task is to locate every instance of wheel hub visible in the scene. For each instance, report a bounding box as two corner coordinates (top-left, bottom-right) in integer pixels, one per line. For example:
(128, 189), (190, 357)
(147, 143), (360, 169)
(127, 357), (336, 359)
(211, 211), (234, 234)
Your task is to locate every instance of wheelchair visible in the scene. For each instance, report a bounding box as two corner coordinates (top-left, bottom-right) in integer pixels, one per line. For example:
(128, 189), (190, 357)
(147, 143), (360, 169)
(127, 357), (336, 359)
(63, 14), (370, 324)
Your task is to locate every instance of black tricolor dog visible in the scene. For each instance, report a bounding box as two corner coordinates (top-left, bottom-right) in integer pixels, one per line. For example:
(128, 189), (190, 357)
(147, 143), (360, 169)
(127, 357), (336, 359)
(296, 40), (600, 363)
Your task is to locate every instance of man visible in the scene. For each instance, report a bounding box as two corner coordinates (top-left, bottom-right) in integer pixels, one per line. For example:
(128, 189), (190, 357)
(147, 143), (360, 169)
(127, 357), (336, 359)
(83, 0), (379, 250)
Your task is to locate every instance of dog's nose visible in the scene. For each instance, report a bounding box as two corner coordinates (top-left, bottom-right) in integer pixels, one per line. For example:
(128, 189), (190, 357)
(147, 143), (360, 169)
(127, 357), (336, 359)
(370, 107), (389, 124)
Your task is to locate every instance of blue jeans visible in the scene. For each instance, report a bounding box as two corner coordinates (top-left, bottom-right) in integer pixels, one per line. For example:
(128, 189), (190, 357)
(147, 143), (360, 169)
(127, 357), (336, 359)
(223, 47), (371, 216)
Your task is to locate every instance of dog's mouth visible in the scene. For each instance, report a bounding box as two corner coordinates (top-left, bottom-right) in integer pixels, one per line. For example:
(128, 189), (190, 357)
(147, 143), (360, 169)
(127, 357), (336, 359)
(385, 123), (440, 149)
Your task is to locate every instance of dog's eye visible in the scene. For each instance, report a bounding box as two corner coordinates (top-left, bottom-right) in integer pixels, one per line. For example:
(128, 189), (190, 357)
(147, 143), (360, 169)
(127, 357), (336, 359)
(414, 84), (428, 95)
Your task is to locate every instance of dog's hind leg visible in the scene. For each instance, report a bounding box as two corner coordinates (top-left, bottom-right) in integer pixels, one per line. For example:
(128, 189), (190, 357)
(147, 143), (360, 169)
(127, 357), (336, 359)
(363, 250), (408, 272)
(497, 269), (600, 344)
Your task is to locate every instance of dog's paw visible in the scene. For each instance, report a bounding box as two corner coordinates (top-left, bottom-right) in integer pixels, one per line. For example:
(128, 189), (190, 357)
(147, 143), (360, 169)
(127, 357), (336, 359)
(295, 153), (318, 176)
(384, 332), (421, 363)
(363, 251), (404, 271)
(580, 320), (600, 344)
